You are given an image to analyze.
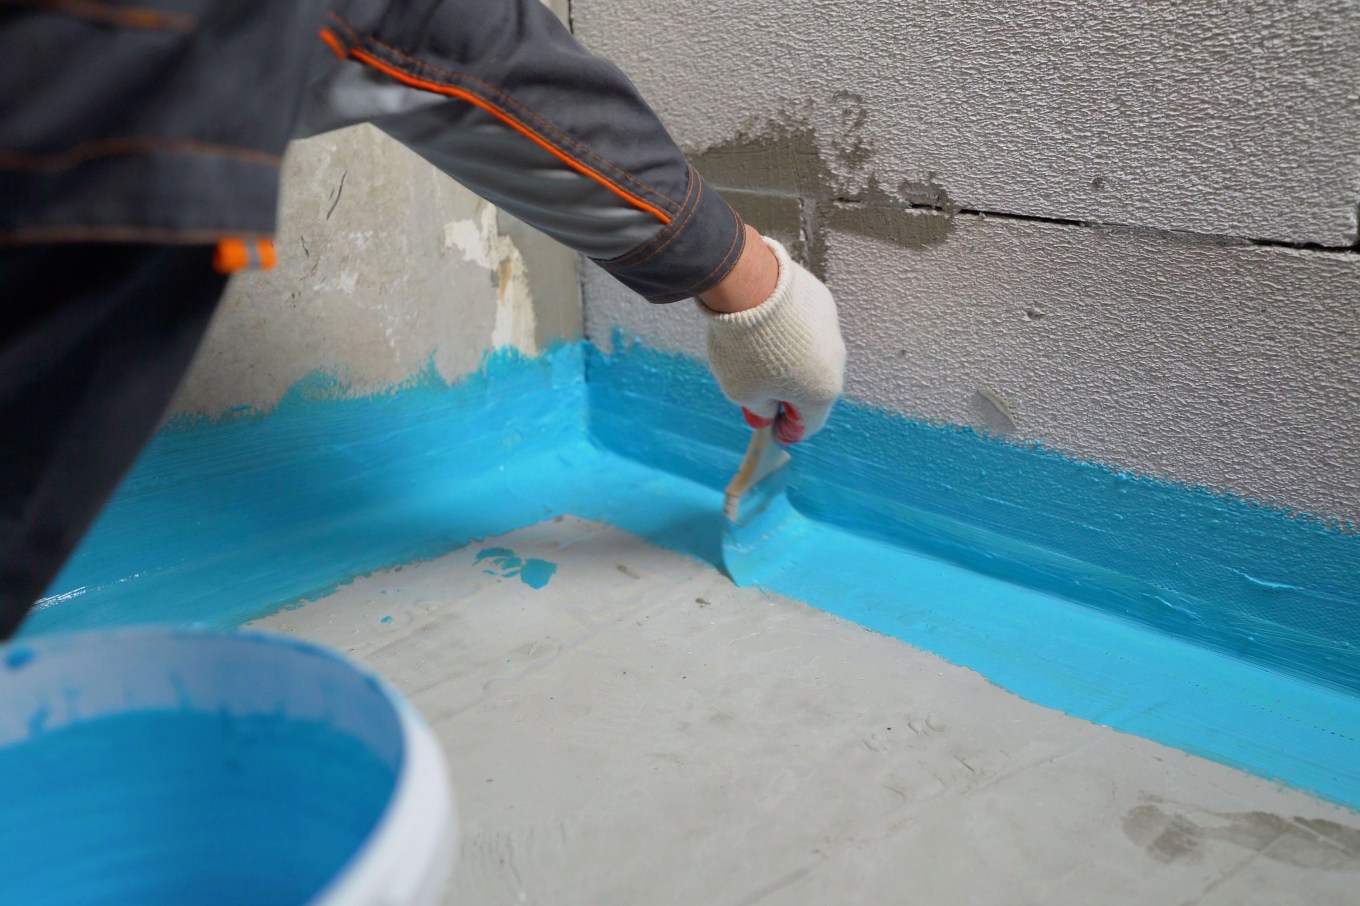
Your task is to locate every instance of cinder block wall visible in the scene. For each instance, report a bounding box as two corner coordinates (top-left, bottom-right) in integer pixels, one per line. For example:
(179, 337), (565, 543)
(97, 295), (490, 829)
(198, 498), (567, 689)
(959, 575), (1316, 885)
(576, 0), (1360, 525)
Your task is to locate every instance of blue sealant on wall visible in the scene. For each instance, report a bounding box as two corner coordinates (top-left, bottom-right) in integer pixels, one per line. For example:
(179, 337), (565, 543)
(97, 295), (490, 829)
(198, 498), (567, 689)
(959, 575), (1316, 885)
(29, 344), (589, 634)
(30, 337), (1360, 809)
(588, 336), (1360, 698)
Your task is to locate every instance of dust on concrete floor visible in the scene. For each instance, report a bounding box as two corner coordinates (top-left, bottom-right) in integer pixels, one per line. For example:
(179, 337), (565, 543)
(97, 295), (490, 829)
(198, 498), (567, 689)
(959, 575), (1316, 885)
(251, 516), (1360, 905)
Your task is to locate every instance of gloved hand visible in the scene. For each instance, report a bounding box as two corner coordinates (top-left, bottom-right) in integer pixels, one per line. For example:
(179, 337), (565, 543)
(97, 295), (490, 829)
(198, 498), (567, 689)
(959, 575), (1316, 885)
(703, 237), (846, 444)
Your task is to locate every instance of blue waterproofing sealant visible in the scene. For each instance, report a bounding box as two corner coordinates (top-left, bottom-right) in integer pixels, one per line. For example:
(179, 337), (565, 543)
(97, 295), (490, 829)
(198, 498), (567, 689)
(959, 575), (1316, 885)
(475, 547), (559, 589)
(29, 345), (588, 633)
(589, 336), (1360, 698)
(0, 710), (394, 905)
(30, 339), (1360, 809)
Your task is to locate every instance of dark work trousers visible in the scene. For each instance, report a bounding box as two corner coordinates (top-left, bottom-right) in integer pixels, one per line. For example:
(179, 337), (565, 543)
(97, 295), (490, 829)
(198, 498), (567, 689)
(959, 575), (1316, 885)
(0, 245), (228, 639)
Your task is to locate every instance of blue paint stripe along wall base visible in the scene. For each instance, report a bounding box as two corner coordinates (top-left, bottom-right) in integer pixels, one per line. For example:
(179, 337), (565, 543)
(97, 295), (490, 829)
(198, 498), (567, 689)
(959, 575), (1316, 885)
(34, 338), (1360, 810)
(589, 337), (1360, 698)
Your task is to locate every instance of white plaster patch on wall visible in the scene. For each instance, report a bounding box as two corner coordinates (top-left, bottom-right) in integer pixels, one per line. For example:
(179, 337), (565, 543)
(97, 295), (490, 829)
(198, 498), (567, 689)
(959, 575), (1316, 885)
(443, 201), (539, 357)
(442, 212), (497, 270)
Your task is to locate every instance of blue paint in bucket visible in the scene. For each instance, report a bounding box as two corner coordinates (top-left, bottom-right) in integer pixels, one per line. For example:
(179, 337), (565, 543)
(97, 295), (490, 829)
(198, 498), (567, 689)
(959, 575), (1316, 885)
(0, 711), (394, 905)
(0, 629), (445, 905)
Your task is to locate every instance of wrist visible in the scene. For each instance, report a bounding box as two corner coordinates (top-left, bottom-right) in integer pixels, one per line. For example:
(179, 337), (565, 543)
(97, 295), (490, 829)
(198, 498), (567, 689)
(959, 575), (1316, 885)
(697, 224), (779, 314)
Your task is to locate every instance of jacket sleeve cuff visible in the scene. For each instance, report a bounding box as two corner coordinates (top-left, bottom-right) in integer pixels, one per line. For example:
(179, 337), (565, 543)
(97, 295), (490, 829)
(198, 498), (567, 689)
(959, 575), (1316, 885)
(590, 164), (745, 303)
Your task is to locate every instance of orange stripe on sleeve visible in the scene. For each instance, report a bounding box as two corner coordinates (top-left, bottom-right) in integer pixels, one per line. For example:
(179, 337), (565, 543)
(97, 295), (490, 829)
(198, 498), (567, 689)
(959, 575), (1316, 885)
(256, 239), (278, 270)
(213, 238), (248, 274)
(346, 48), (672, 226)
(214, 238), (276, 274)
(318, 28), (346, 60)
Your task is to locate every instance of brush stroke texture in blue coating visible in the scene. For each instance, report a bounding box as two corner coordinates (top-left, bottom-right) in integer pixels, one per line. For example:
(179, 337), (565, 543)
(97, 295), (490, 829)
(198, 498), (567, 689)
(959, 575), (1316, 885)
(0, 710), (394, 905)
(31, 345), (589, 633)
(589, 337), (1360, 697)
(30, 338), (1360, 810)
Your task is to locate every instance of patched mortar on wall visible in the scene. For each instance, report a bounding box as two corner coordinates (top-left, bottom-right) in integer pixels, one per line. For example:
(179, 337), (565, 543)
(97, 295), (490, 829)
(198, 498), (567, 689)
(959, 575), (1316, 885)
(171, 125), (581, 417)
(575, 0), (1360, 246)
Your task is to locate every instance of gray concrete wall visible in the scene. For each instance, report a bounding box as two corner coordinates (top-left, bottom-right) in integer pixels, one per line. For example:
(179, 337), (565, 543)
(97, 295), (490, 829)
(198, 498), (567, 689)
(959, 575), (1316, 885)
(577, 1), (1360, 247)
(575, 0), (1360, 524)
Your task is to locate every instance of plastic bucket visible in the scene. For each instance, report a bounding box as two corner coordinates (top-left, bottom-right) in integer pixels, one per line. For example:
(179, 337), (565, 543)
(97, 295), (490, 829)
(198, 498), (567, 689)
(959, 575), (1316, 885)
(0, 628), (454, 905)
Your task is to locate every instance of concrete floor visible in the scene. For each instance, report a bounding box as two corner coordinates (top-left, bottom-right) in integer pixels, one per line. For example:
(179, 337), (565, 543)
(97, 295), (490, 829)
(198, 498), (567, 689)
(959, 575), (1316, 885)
(252, 516), (1360, 905)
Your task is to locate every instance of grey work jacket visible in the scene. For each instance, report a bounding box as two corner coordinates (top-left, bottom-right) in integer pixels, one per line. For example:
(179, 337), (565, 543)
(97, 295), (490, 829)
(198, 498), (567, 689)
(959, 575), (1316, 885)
(0, 0), (744, 302)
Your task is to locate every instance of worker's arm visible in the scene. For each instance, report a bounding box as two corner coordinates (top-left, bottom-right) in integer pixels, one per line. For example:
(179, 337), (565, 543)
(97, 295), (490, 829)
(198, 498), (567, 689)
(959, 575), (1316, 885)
(304, 0), (844, 439)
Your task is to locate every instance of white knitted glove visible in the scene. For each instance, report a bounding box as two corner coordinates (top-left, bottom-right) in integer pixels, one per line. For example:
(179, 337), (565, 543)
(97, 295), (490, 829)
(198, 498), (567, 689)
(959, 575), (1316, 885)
(704, 238), (846, 443)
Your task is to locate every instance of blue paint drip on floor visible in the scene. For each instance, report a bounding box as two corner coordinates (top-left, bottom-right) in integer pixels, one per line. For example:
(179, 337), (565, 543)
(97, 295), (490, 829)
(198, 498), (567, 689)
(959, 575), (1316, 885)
(476, 547), (558, 589)
(29, 339), (1360, 810)
(518, 559), (558, 590)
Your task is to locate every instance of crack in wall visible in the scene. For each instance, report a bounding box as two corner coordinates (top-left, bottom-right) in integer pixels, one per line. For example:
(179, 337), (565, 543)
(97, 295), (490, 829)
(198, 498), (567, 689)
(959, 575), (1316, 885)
(689, 99), (1359, 278)
(838, 195), (1360, 257)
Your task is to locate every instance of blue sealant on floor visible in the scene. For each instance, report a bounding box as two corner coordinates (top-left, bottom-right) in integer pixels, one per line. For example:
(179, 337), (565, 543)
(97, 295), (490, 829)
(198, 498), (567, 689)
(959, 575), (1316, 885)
(476, 547), (559, 589)
(0, 709), (394, 905)
(31, 338), (1360, 810)
(29, 344), (589, 633)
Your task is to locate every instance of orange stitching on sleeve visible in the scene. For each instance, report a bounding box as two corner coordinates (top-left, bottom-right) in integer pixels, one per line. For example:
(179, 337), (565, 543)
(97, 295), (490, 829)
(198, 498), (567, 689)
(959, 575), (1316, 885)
(326, 11), (360, 44)
(0, 138), (282, 172)
(0, 0), (195, 32)
(347, 46), (671, 226)
(646, 207), (744, 302)
(603, 167), (697, 267)
(319, 28), (346, 60)
(605, 169), (703, 270)
(681, 207), (745, 294)
(362, 37), (681, 212)
(324, 14), (680, 214)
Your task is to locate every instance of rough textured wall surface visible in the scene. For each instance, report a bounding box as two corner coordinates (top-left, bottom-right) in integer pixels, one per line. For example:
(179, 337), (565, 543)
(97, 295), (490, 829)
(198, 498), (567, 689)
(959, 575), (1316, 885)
(173, 124), (579, 416)
(576, 0), (1360, 246)
(575, 0), (1360, 524)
